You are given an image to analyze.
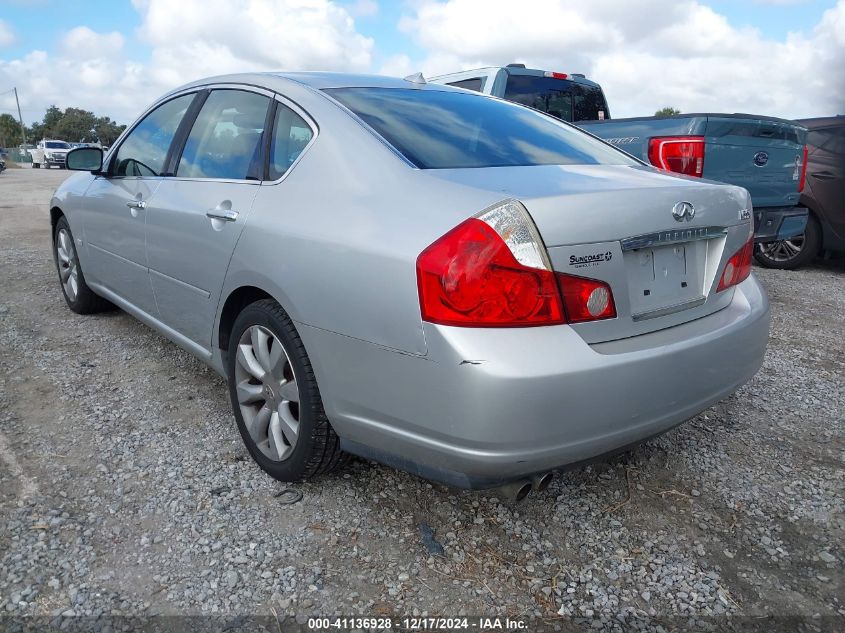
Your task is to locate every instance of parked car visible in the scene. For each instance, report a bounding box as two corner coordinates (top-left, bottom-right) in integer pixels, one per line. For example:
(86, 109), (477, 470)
(30, 139), (72, 168)
(752, 116), (845, 268)
(430, 63), (611, 123)
(52, 73), (769, 499)
(0, 155), (5, 174)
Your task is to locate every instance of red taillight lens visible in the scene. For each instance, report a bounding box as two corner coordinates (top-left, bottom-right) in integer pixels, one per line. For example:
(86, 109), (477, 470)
(798, 145), (808, 193)
(557, 273), (617, 323)
(544, 71), (569, 80)
(717, 237), (754, 292)
(647, 136), (705, 177)
(417, 218), (565, 327)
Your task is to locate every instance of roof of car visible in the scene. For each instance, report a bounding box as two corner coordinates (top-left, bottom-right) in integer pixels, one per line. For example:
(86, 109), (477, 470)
(173, 71), (459, 95)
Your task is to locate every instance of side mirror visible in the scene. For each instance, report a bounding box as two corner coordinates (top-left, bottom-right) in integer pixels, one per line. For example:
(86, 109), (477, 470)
(66, 147), (103, 172)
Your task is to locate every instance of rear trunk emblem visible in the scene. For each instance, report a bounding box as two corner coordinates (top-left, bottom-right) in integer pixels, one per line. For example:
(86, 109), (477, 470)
(753, 151), (769, 167)
(672, 201), (695, 222)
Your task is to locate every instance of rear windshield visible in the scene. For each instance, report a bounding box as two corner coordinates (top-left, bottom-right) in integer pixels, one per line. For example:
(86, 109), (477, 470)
(325, 87), (634, 170)
(504, 75), (609, 122)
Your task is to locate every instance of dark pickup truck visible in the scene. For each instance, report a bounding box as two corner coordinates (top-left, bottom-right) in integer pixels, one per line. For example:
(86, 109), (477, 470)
(578, 114), (809, 267)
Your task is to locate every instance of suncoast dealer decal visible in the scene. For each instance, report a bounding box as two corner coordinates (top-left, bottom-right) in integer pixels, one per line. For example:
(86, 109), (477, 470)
(569, 251), (613, 268)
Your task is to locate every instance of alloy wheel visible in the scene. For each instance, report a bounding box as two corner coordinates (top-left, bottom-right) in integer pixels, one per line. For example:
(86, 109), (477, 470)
(234, 325), (300, 462)
(56, 228), (79, 301)
(757, 235), (805, 263)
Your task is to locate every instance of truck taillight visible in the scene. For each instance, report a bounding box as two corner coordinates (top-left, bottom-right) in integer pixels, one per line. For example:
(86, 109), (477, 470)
(717, 237), (754, 292)
(647, 136), (705, 178)
(417, 201), (615, 327)
(796, 145), (808, 193)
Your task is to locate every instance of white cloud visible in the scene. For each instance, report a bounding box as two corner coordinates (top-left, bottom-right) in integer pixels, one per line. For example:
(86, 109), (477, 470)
(378, 53), (414, 77)
(59, 26), (125, 58)
(399, 0), (845, 119)
(349, 0), (378, 17)
(0, 20), (15, 47)
(135, 0), (373, 83)
(0, 0), (373, 125)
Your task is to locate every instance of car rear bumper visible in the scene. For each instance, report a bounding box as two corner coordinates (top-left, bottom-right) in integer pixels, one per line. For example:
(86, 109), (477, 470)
(754, 206), (808, 242)
(299, 275), (770, 489)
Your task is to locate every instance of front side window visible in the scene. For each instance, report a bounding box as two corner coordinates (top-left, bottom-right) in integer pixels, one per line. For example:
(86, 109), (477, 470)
(325, 87), (634, 170)
(268, 102), (314, 180)
(177, 90), (270, 180)
(113, 93), (195, 177)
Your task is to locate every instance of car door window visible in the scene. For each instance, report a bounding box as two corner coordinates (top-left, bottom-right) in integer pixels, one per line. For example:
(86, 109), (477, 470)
(177, 90), (271, 180)
(268, 102), (314, 180)
(112, 93), (195, 177)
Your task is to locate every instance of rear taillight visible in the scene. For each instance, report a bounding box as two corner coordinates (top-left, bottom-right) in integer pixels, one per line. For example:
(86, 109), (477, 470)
(417, 201), (615, 327)
(796, 145), (808, 193)
(717, 237), (754, 292)
(647, 136), (705, 177)
(556, 274), (616, 323)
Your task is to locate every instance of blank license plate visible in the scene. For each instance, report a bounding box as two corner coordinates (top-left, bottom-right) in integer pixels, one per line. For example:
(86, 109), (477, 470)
(625, 243), (706, 317)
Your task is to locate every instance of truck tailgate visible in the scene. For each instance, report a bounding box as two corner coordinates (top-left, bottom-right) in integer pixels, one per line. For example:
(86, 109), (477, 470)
(704, 116), (806, 208)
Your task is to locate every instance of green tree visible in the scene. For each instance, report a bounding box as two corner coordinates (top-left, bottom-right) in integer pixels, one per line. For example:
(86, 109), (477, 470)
(654, 106), (681, 118)
(93, 116), (126, 146)
(42, 105), (64, 136)
(53, 107), (98, 142)
(0, 113), (24, 147)
(27, 121), (45, 143)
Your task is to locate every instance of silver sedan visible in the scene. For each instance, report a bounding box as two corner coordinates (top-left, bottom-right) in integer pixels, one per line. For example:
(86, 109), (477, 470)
(52, 73), (769, 500)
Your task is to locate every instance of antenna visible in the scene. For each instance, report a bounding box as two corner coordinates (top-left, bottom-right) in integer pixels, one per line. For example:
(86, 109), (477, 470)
(403, 72), (426, 85)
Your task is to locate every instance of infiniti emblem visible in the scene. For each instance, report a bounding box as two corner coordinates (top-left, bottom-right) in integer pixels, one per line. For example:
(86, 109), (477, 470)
(753, 151), (769, 167)
(672, 201), (695, 222)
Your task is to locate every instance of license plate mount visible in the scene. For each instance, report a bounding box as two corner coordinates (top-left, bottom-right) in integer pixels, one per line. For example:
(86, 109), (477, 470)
(625, 242), (706, 318)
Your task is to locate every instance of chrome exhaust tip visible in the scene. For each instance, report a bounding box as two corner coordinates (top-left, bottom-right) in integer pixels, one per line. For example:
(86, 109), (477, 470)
(531, 472), (554, 492)
(492, 479), (533, 503)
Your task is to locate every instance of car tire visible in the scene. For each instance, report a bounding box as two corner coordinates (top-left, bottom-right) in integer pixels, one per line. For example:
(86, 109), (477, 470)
(226, 298), (347, 482)
(53, 216), (112, 314)
(32, 162), (40, 169)
(754, 215), (821, 270)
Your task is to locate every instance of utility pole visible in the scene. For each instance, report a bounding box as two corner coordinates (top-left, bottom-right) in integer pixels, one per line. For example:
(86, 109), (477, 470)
(14, 87), (27, 147)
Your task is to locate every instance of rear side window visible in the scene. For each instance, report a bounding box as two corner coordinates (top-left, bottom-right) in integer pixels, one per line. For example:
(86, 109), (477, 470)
(267, 103), (314, 180)
(504, 75), (608, 122)
(325, 87), (634, 170)
(113, 93), (195, 177)
(446, 77), (485, 92)
(177, 90), (270, 180)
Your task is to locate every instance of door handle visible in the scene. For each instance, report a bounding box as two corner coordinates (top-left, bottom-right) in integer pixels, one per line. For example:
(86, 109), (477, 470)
(206, 209), (239, 222)
(126, 200), (146, 210)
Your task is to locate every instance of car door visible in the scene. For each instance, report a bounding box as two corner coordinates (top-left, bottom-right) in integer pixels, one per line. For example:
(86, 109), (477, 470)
(79, 93), (198, 316)
(145, 88), (272, 349)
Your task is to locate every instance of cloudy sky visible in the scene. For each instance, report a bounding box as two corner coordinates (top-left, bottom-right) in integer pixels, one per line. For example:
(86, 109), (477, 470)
(1, 0), (843, 127)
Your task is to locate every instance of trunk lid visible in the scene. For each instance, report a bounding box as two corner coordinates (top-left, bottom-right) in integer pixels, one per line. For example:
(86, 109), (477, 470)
(703, 115), (806, 208)
(426, 164), (753, 343)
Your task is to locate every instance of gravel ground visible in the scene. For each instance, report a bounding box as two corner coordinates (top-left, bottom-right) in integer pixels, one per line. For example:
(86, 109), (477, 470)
(0, 167), (843, 631)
